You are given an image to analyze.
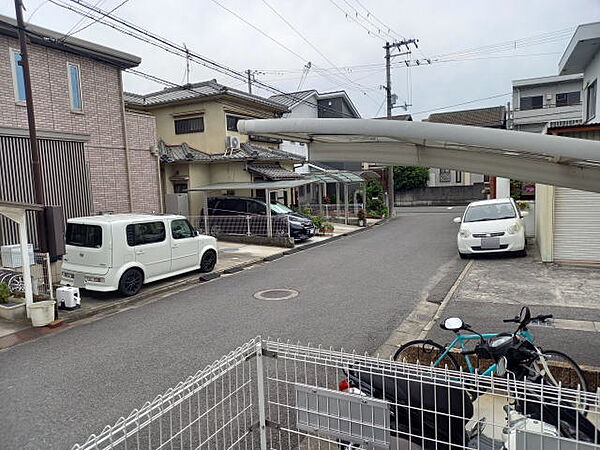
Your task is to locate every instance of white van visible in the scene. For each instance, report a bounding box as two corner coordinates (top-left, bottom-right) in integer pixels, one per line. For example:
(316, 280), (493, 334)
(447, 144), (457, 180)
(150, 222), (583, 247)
(61, 214), (218, 296)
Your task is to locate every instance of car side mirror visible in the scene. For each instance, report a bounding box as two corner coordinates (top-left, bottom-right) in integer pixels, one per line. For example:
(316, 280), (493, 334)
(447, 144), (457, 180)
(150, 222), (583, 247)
(520, 211), (529, 217)
(441, 317), (464, 331)
(453, 217), (462, 224)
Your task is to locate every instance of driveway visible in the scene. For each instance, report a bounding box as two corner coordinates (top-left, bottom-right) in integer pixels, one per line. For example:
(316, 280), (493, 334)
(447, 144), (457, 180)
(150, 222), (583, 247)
(0, 207), (463, 449)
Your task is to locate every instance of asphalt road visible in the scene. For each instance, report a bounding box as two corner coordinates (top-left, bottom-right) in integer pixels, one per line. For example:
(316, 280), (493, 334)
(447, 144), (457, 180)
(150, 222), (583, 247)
(0, 207), (463, 449)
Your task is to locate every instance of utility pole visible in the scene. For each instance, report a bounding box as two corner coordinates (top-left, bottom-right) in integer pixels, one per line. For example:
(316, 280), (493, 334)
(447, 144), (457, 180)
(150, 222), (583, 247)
(246, 69), (252, 94)
(383, 39), (419, 217)
(14, 0), (47, 252)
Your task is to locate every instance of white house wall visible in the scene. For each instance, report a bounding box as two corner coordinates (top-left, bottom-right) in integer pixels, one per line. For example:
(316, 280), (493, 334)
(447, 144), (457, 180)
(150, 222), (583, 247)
(584, 50), (600, 122)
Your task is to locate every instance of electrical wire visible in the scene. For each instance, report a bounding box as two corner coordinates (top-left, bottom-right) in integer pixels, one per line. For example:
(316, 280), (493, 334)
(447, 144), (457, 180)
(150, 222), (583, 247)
(48, 0), (365, 118)
(411, 92), (512, 116)
(62, 0), (129, 40)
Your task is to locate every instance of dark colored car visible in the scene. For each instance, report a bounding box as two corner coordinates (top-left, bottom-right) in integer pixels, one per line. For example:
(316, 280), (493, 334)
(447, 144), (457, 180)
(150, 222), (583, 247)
(206, 197), (315, 241)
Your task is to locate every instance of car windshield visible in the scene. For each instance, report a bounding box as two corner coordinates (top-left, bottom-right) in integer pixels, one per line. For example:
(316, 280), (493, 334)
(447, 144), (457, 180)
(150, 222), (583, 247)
(270, 202), (293, 214)
(463, 203), (516, 222)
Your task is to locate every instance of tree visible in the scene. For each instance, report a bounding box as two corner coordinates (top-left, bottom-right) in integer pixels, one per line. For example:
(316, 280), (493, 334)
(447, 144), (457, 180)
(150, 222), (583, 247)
(393, 166), (429, 190)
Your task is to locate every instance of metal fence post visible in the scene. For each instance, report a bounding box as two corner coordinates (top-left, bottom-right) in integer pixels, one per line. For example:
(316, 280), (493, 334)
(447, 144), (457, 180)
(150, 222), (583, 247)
(287, 216), (291, 237)
(246, 215), (251, 236)
(44, 252), (54, 300)
(255, 341), (268, 450)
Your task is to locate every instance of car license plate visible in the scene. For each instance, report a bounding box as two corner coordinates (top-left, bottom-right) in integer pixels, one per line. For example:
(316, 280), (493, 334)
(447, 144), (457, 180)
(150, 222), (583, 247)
(73, 273), (86, 288)
(481, 237), (500, 249)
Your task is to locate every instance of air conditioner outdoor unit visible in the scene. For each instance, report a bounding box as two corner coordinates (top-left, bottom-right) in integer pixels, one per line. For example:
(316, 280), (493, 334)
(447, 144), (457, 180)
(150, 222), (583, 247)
(226, 135), (241, 150)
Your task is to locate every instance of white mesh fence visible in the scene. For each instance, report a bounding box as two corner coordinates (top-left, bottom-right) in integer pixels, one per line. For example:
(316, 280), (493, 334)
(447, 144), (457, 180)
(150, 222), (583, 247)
(189, 215), (291, 238)
(73, 338), (600, 450)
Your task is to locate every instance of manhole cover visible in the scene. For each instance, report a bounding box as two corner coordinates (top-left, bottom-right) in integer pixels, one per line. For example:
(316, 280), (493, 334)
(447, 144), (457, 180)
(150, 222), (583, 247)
(253, 288), (299, 301)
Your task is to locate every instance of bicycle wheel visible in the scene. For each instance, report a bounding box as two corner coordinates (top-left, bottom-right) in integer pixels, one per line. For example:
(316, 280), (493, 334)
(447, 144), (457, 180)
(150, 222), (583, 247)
(393, 339), (460, 370)
(536, 350), (588, 391)
(534, 349), (589, 414)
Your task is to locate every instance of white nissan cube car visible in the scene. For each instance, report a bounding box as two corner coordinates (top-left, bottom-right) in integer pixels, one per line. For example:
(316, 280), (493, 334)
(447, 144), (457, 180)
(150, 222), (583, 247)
(61, 214), (218, 296)
(454, 198), (527, 259)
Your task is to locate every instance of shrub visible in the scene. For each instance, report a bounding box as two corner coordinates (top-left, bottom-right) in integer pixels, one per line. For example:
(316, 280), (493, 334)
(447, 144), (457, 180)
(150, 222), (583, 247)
(0, 282), (10, 304)
(394, 166), (429, 190)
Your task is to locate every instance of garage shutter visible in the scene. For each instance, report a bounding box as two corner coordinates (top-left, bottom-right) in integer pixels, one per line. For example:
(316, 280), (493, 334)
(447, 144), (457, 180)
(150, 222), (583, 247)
(554, 187), (600, 262)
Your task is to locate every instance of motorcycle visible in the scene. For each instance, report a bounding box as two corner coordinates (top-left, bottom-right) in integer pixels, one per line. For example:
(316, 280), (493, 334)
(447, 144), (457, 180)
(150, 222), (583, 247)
(338, 306), (598, 449)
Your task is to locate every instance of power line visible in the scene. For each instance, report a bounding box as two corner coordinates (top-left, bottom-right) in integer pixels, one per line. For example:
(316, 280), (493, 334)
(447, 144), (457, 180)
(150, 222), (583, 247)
(210, 0), (380, 98)
(411, 92), (512, 116)
(339, 0), (397, 42)
(260, 0), (375, 96)
(351, 0), (405, 41)
(327, 0), (385, 41)
(58, 0), (105, 40)
(61, 0), (129, 40)
(49, 0), (363, 118)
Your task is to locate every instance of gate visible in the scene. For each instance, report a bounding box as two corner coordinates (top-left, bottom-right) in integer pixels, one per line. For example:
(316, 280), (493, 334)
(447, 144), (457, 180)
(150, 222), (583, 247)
(72, 338), (600, 450)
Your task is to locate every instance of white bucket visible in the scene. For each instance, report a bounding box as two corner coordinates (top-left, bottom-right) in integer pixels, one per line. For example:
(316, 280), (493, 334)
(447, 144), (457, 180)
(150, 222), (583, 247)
(28, 301), (55, 327)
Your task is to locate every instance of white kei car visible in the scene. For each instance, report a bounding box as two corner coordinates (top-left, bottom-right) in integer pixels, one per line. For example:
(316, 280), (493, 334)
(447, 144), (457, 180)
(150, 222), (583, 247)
(453, 198), (528, 259)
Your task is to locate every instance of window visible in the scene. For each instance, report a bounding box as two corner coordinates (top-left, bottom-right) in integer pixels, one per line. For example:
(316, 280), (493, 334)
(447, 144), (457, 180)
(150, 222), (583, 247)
(226, 115), (244, 132)
(455, 171), (462, 183)
(247, 200), (266, 215)
(66, 223), (102, 248)
(171, 219), (194, 239)
(439, 169), (451, 183)
(10, 49), (26, 102)
(174, 116), (204, 134)
(173, 183), (188, 193)
(67, 63), (83, 111)
(587, 80), (597, 122)
(556, 91), (580, 107)
(126, 221), (166, 246)
(520, 95), (543, 110)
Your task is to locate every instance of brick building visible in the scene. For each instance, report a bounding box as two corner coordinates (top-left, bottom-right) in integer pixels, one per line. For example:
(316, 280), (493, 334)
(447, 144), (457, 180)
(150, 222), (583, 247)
(0, 14), (160, 246)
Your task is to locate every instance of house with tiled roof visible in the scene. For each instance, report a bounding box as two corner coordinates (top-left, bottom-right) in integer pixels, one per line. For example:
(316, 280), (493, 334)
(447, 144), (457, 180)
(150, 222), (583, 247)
(424, 106), (506, 188)
(125, 80), (306, 215)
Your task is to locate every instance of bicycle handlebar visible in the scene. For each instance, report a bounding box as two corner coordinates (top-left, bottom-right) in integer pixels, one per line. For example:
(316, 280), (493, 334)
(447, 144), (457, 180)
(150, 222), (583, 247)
(502, 313), (553, 324)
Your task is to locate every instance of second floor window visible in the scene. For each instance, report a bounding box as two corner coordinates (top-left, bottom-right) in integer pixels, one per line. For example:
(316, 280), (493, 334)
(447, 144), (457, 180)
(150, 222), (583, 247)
(174, 116), (204, 134)
(68, 63), (83, 111)
(226, 115), (243, 131)
(10, 49), (26, 102)
(587, 80), (597, 122)
(556, 91), (580, 107)
(520, 95), (543, 110)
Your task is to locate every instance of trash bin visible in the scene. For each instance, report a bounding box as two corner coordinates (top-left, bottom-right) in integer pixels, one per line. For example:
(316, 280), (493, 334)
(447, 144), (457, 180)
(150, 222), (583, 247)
(28, 300), (56, 327)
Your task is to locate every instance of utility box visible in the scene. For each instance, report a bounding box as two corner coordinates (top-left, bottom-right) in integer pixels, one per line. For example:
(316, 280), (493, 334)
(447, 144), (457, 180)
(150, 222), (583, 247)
(44, 205), (65, 258)
(1, 244), (35, 268)
(165, 193), (189, 216)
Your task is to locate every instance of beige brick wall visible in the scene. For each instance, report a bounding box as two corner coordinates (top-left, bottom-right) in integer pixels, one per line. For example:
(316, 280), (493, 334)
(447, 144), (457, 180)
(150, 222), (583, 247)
(0, 35), (158, 215)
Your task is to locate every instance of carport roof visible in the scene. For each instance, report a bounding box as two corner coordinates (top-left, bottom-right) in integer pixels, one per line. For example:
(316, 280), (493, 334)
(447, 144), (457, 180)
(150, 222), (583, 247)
(187, 179), (315, 191)
(237, 118), (600, 193)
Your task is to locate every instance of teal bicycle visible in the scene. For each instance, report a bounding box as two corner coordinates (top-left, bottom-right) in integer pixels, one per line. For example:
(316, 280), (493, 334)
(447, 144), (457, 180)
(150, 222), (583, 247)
(392, 306), (588, 391)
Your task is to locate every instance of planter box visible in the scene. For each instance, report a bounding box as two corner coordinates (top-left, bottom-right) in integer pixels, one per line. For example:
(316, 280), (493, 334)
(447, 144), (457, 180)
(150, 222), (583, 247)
(0, 301), (26, 321)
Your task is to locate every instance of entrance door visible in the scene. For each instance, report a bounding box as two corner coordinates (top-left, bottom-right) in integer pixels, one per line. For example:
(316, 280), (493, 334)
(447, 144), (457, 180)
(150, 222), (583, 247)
(170, 219), (199, 271)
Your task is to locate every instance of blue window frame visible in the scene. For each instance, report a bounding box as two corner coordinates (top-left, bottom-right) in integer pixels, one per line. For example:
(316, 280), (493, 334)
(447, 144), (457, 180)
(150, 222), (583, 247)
(68, 63), (83, 111)
(11, 49), (26, 102)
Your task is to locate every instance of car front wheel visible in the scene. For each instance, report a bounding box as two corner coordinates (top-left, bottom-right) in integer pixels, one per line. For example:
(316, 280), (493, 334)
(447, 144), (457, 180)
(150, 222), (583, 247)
(118, 268), (144, 296)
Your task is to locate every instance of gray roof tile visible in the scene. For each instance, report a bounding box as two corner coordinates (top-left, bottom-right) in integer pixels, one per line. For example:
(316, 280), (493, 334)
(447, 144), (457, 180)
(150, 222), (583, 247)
(426, 106), (506, 128)
(125, 80), (288, 111)
(158, 141), (304, 163)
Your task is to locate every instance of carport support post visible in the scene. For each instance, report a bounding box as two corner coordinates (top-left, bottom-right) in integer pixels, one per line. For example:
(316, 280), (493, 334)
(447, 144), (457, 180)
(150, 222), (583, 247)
(265, 188), (272, 237)
(318, 183), (323, 215)
(335, 182), (340, 217)
(17, 211), (33, 317)
(203, 195), (209, 234)
(344, 183), (349, 225)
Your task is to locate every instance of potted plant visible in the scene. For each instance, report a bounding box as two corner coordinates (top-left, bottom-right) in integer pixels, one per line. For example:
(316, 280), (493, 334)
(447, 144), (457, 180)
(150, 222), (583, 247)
(320, 222), (334, 234)
(0, 282), (26, 321)
(357, 208), (366, 227)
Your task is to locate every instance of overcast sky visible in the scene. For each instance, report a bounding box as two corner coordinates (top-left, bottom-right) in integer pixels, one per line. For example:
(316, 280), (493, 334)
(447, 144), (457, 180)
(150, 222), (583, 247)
(3, 0), (600, 119)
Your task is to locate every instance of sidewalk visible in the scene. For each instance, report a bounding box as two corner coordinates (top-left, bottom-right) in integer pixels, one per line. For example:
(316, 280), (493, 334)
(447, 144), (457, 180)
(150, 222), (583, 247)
(0, 220), (381, 349)
(425, 247), (600, 369)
